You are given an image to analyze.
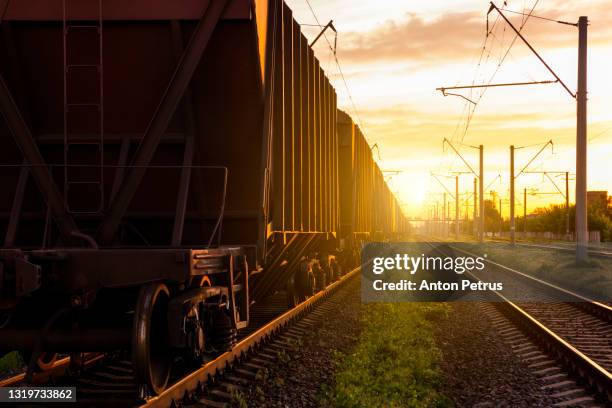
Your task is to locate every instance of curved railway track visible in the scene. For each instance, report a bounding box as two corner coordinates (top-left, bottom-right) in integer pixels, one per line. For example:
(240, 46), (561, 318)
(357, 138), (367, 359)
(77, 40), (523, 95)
(0, 266), (360, 407)
(429, 242), (612, 405)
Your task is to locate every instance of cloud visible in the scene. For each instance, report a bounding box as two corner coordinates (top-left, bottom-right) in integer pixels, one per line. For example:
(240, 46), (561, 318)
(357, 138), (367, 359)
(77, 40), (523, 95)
(338, 12), (484, 64)
(336, 2), (612, 66)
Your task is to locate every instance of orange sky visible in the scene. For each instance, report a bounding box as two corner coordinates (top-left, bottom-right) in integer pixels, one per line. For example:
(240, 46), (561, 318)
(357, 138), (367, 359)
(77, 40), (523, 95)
(286, 0), (612, 218)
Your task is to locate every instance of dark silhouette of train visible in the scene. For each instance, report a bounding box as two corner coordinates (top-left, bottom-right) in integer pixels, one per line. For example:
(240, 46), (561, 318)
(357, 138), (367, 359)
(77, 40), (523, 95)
(0, 0), (408, 395)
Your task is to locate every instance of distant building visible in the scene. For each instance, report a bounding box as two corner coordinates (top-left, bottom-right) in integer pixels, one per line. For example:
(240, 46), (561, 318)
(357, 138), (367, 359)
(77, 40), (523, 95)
(587, 190), (608, 208)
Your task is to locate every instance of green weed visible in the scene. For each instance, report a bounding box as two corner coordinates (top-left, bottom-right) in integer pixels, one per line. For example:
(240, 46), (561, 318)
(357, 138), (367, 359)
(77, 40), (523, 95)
(323, 303), (452, 408)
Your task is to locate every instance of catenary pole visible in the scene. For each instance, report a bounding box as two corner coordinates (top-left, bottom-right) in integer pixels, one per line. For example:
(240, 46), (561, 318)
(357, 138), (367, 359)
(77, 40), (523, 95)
(473, 178), (478, 238)
(455, 175), (459, 240)
(575, 16), (588, 262)
(443, 193), (447, 237)
(566, 171), (570, 240)
(479, 145), (484, 242)
(510, 145), (515, 245)
(523, 188), (527, 238)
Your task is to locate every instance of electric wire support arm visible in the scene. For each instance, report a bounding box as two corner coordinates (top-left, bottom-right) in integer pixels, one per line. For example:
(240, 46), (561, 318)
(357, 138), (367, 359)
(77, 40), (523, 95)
(436, 1), (589, 262)
(441, 138), (484, 242)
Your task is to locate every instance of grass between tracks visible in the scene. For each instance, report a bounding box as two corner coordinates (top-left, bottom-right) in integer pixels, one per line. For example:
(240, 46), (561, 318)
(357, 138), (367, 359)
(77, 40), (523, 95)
(323, 303), (452, 408)
(467, 243), (612, 300)
(0, 351), (23, 374)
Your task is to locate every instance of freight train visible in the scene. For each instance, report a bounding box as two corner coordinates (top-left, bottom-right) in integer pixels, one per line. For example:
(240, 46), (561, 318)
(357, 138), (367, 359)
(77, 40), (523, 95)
(0, 0), (408, 395)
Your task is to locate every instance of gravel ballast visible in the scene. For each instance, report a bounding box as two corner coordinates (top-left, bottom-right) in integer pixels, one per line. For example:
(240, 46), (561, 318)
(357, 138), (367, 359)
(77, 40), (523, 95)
(245, 281), (362, 407)
(435, 302), (555, 407)
(245, 286), (559, 407)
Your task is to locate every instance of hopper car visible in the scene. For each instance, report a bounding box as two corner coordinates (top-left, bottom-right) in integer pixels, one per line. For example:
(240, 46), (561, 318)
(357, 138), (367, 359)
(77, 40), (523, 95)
(0, 0), (408, 395)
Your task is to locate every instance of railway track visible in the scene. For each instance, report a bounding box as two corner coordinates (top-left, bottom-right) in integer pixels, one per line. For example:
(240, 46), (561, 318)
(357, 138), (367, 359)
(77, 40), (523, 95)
(141, 267), (359, 408)
(0, 266), (360, 407)
(487, 238), (612, 258)
(0, 353), (105, 388)
(429, 242), (612, 405)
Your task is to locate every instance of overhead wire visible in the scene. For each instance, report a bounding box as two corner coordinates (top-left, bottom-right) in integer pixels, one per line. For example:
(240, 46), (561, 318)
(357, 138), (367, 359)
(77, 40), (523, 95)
(589, 126), (612, 142)
(433, 7), (500, 180)
(435, 0), (542, 205)
(303, 0), (369, 142)
(500, 7), (577, 26)
(438, 0), (540, 192)
(437, 14), (499, 177)
(461, 0), (541, 142)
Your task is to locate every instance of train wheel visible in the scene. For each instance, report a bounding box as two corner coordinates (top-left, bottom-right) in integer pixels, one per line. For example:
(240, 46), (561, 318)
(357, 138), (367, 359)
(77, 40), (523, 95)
(312, 262), (326, 292)
(331, 259), (342, 281)
(296, 262), (316, 301)
(324, 263), (334, 284)
(286, 274), (300, 308)
(132, 282), (171, 396)
(296, 262), (315, 299)
(210, 308), (237, 352)
(307, 271), (315, 297)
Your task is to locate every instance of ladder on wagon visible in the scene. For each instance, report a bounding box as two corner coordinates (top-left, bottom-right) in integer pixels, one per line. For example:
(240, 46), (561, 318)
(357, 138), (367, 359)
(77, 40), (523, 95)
(62, 0), (104, 213)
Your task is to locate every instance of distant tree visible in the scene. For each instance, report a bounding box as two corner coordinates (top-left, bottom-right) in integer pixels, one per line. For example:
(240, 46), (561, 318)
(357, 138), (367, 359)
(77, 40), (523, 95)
(507, 200), (612, 241)
(483, 199), (501, 234)
(588, 199), (612, 241)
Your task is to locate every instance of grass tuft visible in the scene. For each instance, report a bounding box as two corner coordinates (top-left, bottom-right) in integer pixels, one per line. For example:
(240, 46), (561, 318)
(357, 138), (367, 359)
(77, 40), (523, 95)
(477, 244), (611, 299)
(0, 351), (24, 373)
(322, 303), (451, 408)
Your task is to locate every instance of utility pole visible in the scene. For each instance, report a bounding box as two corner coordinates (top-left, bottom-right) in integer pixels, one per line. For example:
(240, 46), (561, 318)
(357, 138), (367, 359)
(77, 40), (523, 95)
(575, 16), (588, 262)
(438, 140), (483, 241)
(523, 187), (527, 238)
(435, 201), (439, 236)
(438, 4), (588, 261)
(443, 193), (447, 237)
(447, 200), (450, 236)
(499, 197), (502, 236)
(465, 193), (469, 232)
(565, 171), (570, 240)
(489, 191), (495, 237)
(473, 178), (478, 238)
(479, 145), (484, 242)
(510, 145), (515, 245)
(455, 175), (459, 240)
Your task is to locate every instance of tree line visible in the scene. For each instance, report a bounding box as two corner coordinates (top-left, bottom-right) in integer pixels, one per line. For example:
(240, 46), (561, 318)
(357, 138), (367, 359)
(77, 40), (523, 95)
(480, 198), (612, 241)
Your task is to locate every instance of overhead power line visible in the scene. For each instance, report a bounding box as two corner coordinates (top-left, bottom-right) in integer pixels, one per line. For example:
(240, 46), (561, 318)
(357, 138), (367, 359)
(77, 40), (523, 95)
(304, 0), (368, 137)
(589, 126), (612, 142)
(499, 7), (577, 26)
(457, 0), (541, 141)
(437, 79), (558, 94)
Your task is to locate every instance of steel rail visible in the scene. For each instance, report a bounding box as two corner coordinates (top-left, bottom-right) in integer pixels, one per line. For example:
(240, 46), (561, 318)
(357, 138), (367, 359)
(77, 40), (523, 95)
(487, 238), (612, 259)
(451, 244), (612, 320)
(427, 241), (612, 401)
(496, 295), (611, 401)
(140, 265), (361, 408)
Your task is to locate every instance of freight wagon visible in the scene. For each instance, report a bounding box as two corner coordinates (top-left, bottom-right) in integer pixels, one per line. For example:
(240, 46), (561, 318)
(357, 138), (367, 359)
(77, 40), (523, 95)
(0, 0), (407, 395)
(338, 110), (408, 247)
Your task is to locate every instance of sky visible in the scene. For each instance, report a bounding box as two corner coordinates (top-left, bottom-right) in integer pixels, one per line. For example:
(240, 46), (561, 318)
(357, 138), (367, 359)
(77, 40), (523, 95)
(285, 0), (612, 219)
